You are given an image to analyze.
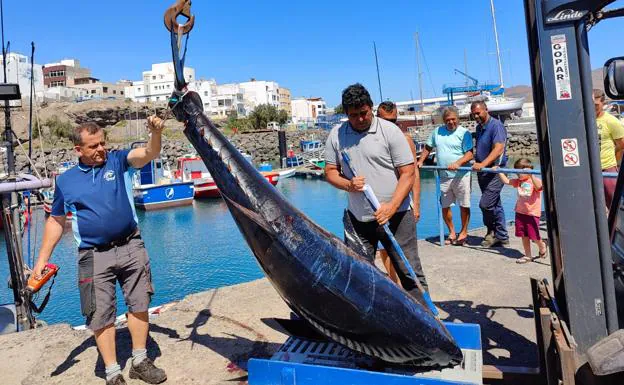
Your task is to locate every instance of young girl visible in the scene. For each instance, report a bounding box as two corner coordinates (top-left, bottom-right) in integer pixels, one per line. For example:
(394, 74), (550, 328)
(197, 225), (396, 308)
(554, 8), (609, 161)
(497, 158), (548, 264)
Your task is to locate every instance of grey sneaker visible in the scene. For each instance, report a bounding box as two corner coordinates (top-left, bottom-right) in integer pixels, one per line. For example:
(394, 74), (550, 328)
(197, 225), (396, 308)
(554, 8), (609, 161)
(480, 231), (495, 246)
(490, 238), (510, 247)
(129, 358), (167, 384)
(106, 374), (127, 385)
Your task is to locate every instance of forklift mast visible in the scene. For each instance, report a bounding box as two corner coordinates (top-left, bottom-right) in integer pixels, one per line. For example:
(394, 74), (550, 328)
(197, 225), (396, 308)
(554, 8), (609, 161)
(524, 0), (620, 356)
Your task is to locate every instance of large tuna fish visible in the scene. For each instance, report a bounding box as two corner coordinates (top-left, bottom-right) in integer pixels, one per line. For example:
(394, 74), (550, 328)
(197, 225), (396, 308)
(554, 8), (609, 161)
(169, 91), (462, 368)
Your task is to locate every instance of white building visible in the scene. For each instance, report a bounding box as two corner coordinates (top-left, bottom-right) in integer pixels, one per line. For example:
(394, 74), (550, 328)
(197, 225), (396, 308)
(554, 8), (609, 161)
(188, 79), (217, 113)
(211, 83), (246, 118)
(0, 53), (44, 100)
(238, 79), (280, 112)
(124, 62), (195, 103)
(43, 86), (87, 102)
(291, 97), (327, 124)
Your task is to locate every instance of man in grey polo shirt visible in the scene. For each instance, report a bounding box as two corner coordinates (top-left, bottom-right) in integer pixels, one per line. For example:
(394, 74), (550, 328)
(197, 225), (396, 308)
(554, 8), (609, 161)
(324, 83), (428, 298)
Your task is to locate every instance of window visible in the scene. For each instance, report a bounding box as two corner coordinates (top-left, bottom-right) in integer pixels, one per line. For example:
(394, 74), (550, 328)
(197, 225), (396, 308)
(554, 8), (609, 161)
(103, 87), (108, 93)
(218, 100), (225, 107)
(47, 70), (65, 78)
(204, 91), (209, 96)
(113, 90), (116, 94)
(50, 80), (65, 87)
(91, 90), (96, 94)
(137, 88), (141, 92)
(152, 76), (156, 80)
(156, 97), (160, 101)
(121, 91), (124, 95)
(167, 84), (170, 88)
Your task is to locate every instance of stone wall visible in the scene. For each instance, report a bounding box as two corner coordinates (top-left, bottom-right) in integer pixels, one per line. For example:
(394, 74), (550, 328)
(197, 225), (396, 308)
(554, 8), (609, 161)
(9, 123), (540, 174)
(10, 129), (331, 174)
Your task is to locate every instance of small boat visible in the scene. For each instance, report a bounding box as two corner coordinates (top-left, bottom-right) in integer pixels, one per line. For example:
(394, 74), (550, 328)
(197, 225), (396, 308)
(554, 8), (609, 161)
(277, 167), (297, 179)
(286, 139), (326, 169)
(176, 155), (278, 199)
(132, 145), (194, 210)
(308, 158), (325, 169)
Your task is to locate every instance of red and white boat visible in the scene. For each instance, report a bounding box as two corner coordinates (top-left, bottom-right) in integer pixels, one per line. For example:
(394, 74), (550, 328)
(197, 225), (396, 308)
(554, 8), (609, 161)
(175, 156), (279, 199)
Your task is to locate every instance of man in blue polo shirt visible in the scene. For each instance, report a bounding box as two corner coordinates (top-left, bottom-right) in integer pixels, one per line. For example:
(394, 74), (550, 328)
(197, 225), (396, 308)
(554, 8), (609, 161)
(471, 101), (509, 247)
(33, 117), (167, 385)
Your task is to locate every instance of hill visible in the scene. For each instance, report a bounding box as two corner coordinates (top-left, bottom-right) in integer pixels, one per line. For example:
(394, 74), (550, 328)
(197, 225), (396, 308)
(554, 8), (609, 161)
(504, 68), (605, 103)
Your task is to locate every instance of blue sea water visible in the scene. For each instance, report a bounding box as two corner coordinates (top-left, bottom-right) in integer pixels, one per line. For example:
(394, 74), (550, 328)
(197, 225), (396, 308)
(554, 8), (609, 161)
(0, 173), (517, 327)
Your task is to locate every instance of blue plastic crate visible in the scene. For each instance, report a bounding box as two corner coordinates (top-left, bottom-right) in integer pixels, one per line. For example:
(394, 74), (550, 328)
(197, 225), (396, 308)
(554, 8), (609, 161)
(249, 322), (482, 385)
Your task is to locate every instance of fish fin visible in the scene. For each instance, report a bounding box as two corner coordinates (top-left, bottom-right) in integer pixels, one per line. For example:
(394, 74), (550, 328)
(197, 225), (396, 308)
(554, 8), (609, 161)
(261, 318), (329, 341)
(220, 192), (275, 235)
(342, 209), (373, 263)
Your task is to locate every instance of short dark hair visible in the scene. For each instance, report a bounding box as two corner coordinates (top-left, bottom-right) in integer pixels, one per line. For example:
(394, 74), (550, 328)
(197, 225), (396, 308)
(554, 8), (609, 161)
(378, 101), (396, 113)
(71, 122), (103, 145)
(514, 158), (534, 169)
(470, 101), (488, 110)
(341, 83), (373, 114)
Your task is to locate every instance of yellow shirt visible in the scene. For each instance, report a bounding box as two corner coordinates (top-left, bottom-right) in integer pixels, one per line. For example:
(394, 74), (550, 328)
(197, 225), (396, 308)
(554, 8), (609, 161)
(597, 113), (624, 169)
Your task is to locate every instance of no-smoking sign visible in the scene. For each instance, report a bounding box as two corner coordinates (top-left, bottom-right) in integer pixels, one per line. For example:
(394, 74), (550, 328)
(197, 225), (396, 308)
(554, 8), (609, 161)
(561, 138), (580, 167)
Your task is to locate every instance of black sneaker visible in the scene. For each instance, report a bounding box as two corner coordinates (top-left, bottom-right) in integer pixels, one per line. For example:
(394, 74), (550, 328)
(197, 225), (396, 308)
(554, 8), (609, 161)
(129, 358), (167, 384)
(106, 374), (127, 385)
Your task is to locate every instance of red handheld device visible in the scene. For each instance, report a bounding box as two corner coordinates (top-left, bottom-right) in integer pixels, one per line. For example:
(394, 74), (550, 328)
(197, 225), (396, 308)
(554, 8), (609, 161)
(26, 263), (59, 293)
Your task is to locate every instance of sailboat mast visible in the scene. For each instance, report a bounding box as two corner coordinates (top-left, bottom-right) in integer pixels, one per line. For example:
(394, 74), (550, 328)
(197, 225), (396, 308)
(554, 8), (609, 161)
(464, 49), (469, 87)
(490, 0), (504, 89)
(373, 41), (383, 102)
(415, 33), (424, 111)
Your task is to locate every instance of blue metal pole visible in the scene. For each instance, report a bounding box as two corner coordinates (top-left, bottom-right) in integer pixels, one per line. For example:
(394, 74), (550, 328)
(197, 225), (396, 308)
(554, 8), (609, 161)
(420, 165), (618, 178)
(435, 170), (444, 247)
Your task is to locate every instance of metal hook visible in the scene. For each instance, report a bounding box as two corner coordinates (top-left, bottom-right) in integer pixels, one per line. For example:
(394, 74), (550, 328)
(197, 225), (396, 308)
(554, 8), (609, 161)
(164, 0), (195, 35)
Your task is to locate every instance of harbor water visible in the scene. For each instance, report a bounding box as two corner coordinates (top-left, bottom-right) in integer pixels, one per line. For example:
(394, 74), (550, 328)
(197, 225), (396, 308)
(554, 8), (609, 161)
(0, 173), (517, 327)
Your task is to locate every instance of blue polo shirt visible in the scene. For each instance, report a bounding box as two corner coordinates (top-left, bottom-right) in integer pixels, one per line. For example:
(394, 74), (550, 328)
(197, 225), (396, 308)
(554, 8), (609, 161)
(51, 150), (138, 249)
(475, 117), (508, 167)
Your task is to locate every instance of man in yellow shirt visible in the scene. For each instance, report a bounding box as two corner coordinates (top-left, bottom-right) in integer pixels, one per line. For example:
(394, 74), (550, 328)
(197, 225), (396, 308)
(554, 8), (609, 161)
(594, 89), (624, 209)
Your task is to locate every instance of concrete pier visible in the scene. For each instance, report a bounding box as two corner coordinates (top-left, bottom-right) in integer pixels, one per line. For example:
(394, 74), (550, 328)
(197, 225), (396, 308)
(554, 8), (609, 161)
(0, 225), (549, 384)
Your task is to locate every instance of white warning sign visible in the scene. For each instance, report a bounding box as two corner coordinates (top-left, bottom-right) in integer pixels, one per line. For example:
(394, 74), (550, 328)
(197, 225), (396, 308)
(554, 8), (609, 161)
(552, 34), (572, 100)
(561, 138), (580, 167)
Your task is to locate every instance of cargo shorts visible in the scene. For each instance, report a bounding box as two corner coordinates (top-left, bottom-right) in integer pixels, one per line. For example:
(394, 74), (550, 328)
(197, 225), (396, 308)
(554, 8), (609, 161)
(440, 173), (472, 209)
(77, 234), (154, 331)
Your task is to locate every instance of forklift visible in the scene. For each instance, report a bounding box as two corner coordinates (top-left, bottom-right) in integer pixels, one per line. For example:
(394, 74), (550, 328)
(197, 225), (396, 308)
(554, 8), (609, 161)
(526, 0), (624, 383)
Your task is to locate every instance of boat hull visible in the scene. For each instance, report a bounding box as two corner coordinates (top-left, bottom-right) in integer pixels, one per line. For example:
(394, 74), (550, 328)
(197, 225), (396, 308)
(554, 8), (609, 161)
(133, 182), (194, 210)
(194, 173), (278, 198)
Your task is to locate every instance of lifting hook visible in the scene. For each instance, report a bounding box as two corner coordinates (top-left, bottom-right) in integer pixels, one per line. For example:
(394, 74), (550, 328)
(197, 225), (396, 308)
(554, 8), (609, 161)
(164, 0), (195, 34)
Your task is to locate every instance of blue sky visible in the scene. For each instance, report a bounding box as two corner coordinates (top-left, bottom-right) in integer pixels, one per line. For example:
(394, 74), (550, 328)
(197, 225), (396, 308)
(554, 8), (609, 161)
(4, 0), (624, 106)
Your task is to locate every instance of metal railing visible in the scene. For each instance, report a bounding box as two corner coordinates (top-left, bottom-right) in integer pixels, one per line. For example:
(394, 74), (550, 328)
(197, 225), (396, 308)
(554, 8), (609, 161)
(419, 165), (618, 246)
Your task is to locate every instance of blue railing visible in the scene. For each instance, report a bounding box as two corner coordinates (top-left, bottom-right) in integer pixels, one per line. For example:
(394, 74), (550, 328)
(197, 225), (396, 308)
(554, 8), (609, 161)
(419, 165), (618, 246)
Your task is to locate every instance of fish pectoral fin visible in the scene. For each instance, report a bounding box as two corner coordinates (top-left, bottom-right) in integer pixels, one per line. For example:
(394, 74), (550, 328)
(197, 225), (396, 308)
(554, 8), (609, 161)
(220, 192), (275, 235)
(342, 209), (373, 263)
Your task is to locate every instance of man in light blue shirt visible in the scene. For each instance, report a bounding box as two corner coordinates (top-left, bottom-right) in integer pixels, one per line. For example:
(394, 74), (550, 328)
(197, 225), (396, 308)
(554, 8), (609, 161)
(418, 107), (474, 245)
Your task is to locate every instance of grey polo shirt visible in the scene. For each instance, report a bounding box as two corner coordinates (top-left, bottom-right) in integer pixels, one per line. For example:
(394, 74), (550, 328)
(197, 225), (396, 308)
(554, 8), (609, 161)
(325, 117), (414, 222)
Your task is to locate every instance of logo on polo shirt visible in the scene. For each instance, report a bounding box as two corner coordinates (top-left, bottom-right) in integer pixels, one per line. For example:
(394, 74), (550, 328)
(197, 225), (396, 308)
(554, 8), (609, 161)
(104, 170), (116, 182)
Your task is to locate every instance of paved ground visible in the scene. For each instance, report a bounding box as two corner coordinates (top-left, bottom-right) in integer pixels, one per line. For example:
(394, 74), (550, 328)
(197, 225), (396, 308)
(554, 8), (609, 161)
(0, 225), (550, 384)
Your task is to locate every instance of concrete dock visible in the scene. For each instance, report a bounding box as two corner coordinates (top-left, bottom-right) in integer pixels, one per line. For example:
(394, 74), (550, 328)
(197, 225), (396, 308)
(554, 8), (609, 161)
(0, 225), (549, 384)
